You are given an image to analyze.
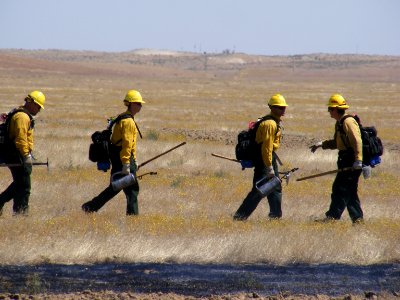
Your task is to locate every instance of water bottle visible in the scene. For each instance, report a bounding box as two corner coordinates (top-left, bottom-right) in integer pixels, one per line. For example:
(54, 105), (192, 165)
(97, 161), (110, 172)
(370, 155), (381, 167)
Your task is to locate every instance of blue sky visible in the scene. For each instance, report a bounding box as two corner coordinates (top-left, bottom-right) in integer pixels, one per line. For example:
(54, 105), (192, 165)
(0, 0), (399, 55)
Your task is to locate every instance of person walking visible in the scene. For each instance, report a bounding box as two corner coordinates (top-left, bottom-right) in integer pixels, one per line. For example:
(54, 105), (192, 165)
(0, 91), (46, 215)
(82, 89), (144, 215)
(233, 94), (288, 220)
(310, 94), (364, 223)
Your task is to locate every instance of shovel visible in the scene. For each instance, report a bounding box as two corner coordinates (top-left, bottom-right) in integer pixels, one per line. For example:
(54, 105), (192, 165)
(211, 152), (284, 166)
(0, 158), (50, 171)
(296, 165), (371, 182)
(137, 142), (186, 170)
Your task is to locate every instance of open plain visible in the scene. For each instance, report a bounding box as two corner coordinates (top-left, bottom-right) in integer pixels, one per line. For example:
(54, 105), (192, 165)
(0, 49), (399, 299)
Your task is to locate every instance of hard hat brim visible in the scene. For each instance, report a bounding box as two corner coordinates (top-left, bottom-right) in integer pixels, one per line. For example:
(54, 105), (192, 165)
(34, 100), (45, 109)
(327, 104), (349, 109)
(269, 104), (288, 107)
(123, 99), (146, 105)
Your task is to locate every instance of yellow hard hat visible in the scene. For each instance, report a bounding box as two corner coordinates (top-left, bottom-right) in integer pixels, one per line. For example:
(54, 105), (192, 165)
(327, 94), (349, 109)
(123, 90), (145, 106)
(268, 94), (288, 107)
(26, 90), (45, 109)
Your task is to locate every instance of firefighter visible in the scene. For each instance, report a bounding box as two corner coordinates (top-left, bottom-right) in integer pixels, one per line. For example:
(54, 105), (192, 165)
(0, 91), (45, 215)
(233, 94), (288, 220)
(310, 94), (364, 223)
(82, 89), (144, 215)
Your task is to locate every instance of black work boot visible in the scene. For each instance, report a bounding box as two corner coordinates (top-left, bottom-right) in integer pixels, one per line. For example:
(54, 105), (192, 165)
(81, 202), (95, 213)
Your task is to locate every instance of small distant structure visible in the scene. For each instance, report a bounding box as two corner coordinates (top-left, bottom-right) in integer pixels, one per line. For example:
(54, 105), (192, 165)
(222, 49), (235, 55)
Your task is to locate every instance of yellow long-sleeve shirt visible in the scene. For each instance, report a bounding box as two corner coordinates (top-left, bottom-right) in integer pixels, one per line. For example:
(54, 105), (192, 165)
(322, 114), (363, 161)
(110, 112), (137, 164)
(8, 109), (34, 157)
(255, 113), (282, 167)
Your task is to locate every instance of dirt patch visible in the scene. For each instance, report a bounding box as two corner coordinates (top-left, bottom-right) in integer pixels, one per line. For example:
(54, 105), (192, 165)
(161, 128), (399, 153)
(161, 127), (312, 147)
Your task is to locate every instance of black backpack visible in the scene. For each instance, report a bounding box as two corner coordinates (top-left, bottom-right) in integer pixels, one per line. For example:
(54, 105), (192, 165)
(0, 108), (33, 163)
(88, 114), (141, 163)
(235, 115), (278, 161)
(339, 115), (383, 167)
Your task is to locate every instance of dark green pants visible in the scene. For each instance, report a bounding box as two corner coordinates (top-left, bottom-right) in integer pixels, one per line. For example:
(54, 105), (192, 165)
(82, 156), (139, 215)
(0, 164), (32, 215)
(326, 150), (363, 222)
(233, 156), (282, 220)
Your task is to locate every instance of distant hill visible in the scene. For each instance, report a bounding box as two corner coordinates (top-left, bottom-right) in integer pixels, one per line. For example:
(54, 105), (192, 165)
(1, 49), (399, 82)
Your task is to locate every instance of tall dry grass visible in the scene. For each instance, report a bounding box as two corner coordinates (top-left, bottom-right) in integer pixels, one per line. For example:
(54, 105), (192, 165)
(0, 52), (399, 266)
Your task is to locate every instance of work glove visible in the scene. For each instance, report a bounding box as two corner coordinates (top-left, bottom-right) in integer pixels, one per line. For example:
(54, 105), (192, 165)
(240, 160), (253, 170)
(309, 141), (322, 153)
(352, 160), (363, 170)
(121, 163), (130, 175)
(362, 165), (371, 180)
(266, 166), (275, 179)
(23, 154), (33, 167)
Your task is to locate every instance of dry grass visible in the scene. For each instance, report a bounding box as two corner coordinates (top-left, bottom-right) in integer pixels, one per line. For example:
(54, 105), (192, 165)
(0, 50), (399, 266)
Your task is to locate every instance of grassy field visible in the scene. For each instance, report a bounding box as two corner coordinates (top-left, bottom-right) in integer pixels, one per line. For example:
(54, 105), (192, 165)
(0, 50), (399, 266)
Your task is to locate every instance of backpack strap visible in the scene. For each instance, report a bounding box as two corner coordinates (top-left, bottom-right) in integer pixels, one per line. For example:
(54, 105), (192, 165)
(257, 115), (280, 136)
(134, 121), (143, 139)
(107, 113), (131, 129)
(252, 115), (280, 152)
(337, 115), (358, 150)
(5, 107), (34, 132)
(108, 113), (143, 145)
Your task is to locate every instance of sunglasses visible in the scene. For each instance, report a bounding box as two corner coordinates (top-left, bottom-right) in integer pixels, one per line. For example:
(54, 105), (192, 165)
(272, 106), (286, 111)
